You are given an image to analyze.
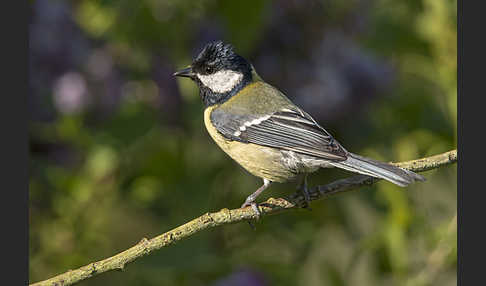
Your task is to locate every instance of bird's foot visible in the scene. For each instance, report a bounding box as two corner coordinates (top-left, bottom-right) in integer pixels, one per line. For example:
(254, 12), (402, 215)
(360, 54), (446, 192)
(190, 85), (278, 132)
(241, 201), (261, 219)
(241, 201), (260, 230)
(240, 179), (271, 229)
(296, 181), (312, 210)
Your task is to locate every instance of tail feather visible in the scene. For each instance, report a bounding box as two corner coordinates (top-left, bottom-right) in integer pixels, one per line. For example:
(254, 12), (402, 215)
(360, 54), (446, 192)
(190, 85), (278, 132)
(329, 153), (426, 187)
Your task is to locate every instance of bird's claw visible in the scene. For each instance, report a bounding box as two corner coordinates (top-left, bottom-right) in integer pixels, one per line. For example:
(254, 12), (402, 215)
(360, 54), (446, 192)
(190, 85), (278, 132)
(241, 201), (261, 219)
(298, 183), (312, 210)
(241, 201), (261, 229)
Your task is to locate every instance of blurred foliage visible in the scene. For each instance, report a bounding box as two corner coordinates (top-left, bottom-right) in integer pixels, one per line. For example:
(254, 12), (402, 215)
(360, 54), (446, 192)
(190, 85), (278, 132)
(29, 0), (456, 285)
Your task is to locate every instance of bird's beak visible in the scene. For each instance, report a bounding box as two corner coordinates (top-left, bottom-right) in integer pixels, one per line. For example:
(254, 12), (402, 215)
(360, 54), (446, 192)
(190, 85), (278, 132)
(173, 66), (195, 79)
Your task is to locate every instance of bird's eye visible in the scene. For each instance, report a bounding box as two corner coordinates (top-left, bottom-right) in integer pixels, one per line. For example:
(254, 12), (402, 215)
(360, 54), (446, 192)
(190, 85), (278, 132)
(205, 66), (213, 74)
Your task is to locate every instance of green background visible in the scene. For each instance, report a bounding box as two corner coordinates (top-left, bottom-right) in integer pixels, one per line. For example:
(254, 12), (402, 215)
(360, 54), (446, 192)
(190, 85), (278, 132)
(29, 0), (457, 285)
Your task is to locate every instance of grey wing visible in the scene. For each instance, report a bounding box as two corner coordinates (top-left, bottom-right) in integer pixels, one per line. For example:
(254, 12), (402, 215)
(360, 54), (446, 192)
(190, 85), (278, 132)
(210, 107), (348, 161)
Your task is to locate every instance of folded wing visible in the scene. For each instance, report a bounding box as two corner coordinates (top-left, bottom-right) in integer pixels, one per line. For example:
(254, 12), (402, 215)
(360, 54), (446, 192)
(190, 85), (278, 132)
(210, 107), (348, 161)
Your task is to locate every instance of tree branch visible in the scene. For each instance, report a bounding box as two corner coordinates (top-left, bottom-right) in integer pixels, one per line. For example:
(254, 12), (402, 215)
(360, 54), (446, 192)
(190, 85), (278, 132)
(30, 150), (457, 286)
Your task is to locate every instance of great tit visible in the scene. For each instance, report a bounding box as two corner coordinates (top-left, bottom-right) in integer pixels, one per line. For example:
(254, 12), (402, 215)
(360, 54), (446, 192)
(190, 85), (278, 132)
(174, 41), (425, 215)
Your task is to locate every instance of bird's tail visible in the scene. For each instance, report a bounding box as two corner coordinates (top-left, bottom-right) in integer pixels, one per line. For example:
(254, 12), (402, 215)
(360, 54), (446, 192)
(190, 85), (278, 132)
(328, 153), (426, 187)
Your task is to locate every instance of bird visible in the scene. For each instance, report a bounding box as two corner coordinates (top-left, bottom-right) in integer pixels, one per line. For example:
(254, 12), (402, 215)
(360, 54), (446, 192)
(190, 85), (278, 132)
(174, 41), (425, 216)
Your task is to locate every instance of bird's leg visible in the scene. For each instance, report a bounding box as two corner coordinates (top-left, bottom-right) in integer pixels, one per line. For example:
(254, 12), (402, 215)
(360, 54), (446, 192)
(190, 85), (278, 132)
(241, 179), (271, 219)
(297, 174), (312, 208)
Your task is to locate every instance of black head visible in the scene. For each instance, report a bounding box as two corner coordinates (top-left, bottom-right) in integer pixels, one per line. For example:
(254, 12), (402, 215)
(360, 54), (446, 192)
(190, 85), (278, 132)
(174, 41), (253, 106)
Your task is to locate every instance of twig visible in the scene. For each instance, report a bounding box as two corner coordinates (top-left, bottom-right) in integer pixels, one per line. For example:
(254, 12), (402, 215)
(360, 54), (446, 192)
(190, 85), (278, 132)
(30, 150), (457, 286)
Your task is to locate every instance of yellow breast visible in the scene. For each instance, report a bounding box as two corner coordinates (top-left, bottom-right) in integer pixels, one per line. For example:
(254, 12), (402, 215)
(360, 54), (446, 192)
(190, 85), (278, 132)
(203, 106), (297, 183)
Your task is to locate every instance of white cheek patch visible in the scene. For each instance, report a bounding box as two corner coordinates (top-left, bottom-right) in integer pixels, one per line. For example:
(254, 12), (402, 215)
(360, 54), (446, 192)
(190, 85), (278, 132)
(197, 70), (243, 93)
